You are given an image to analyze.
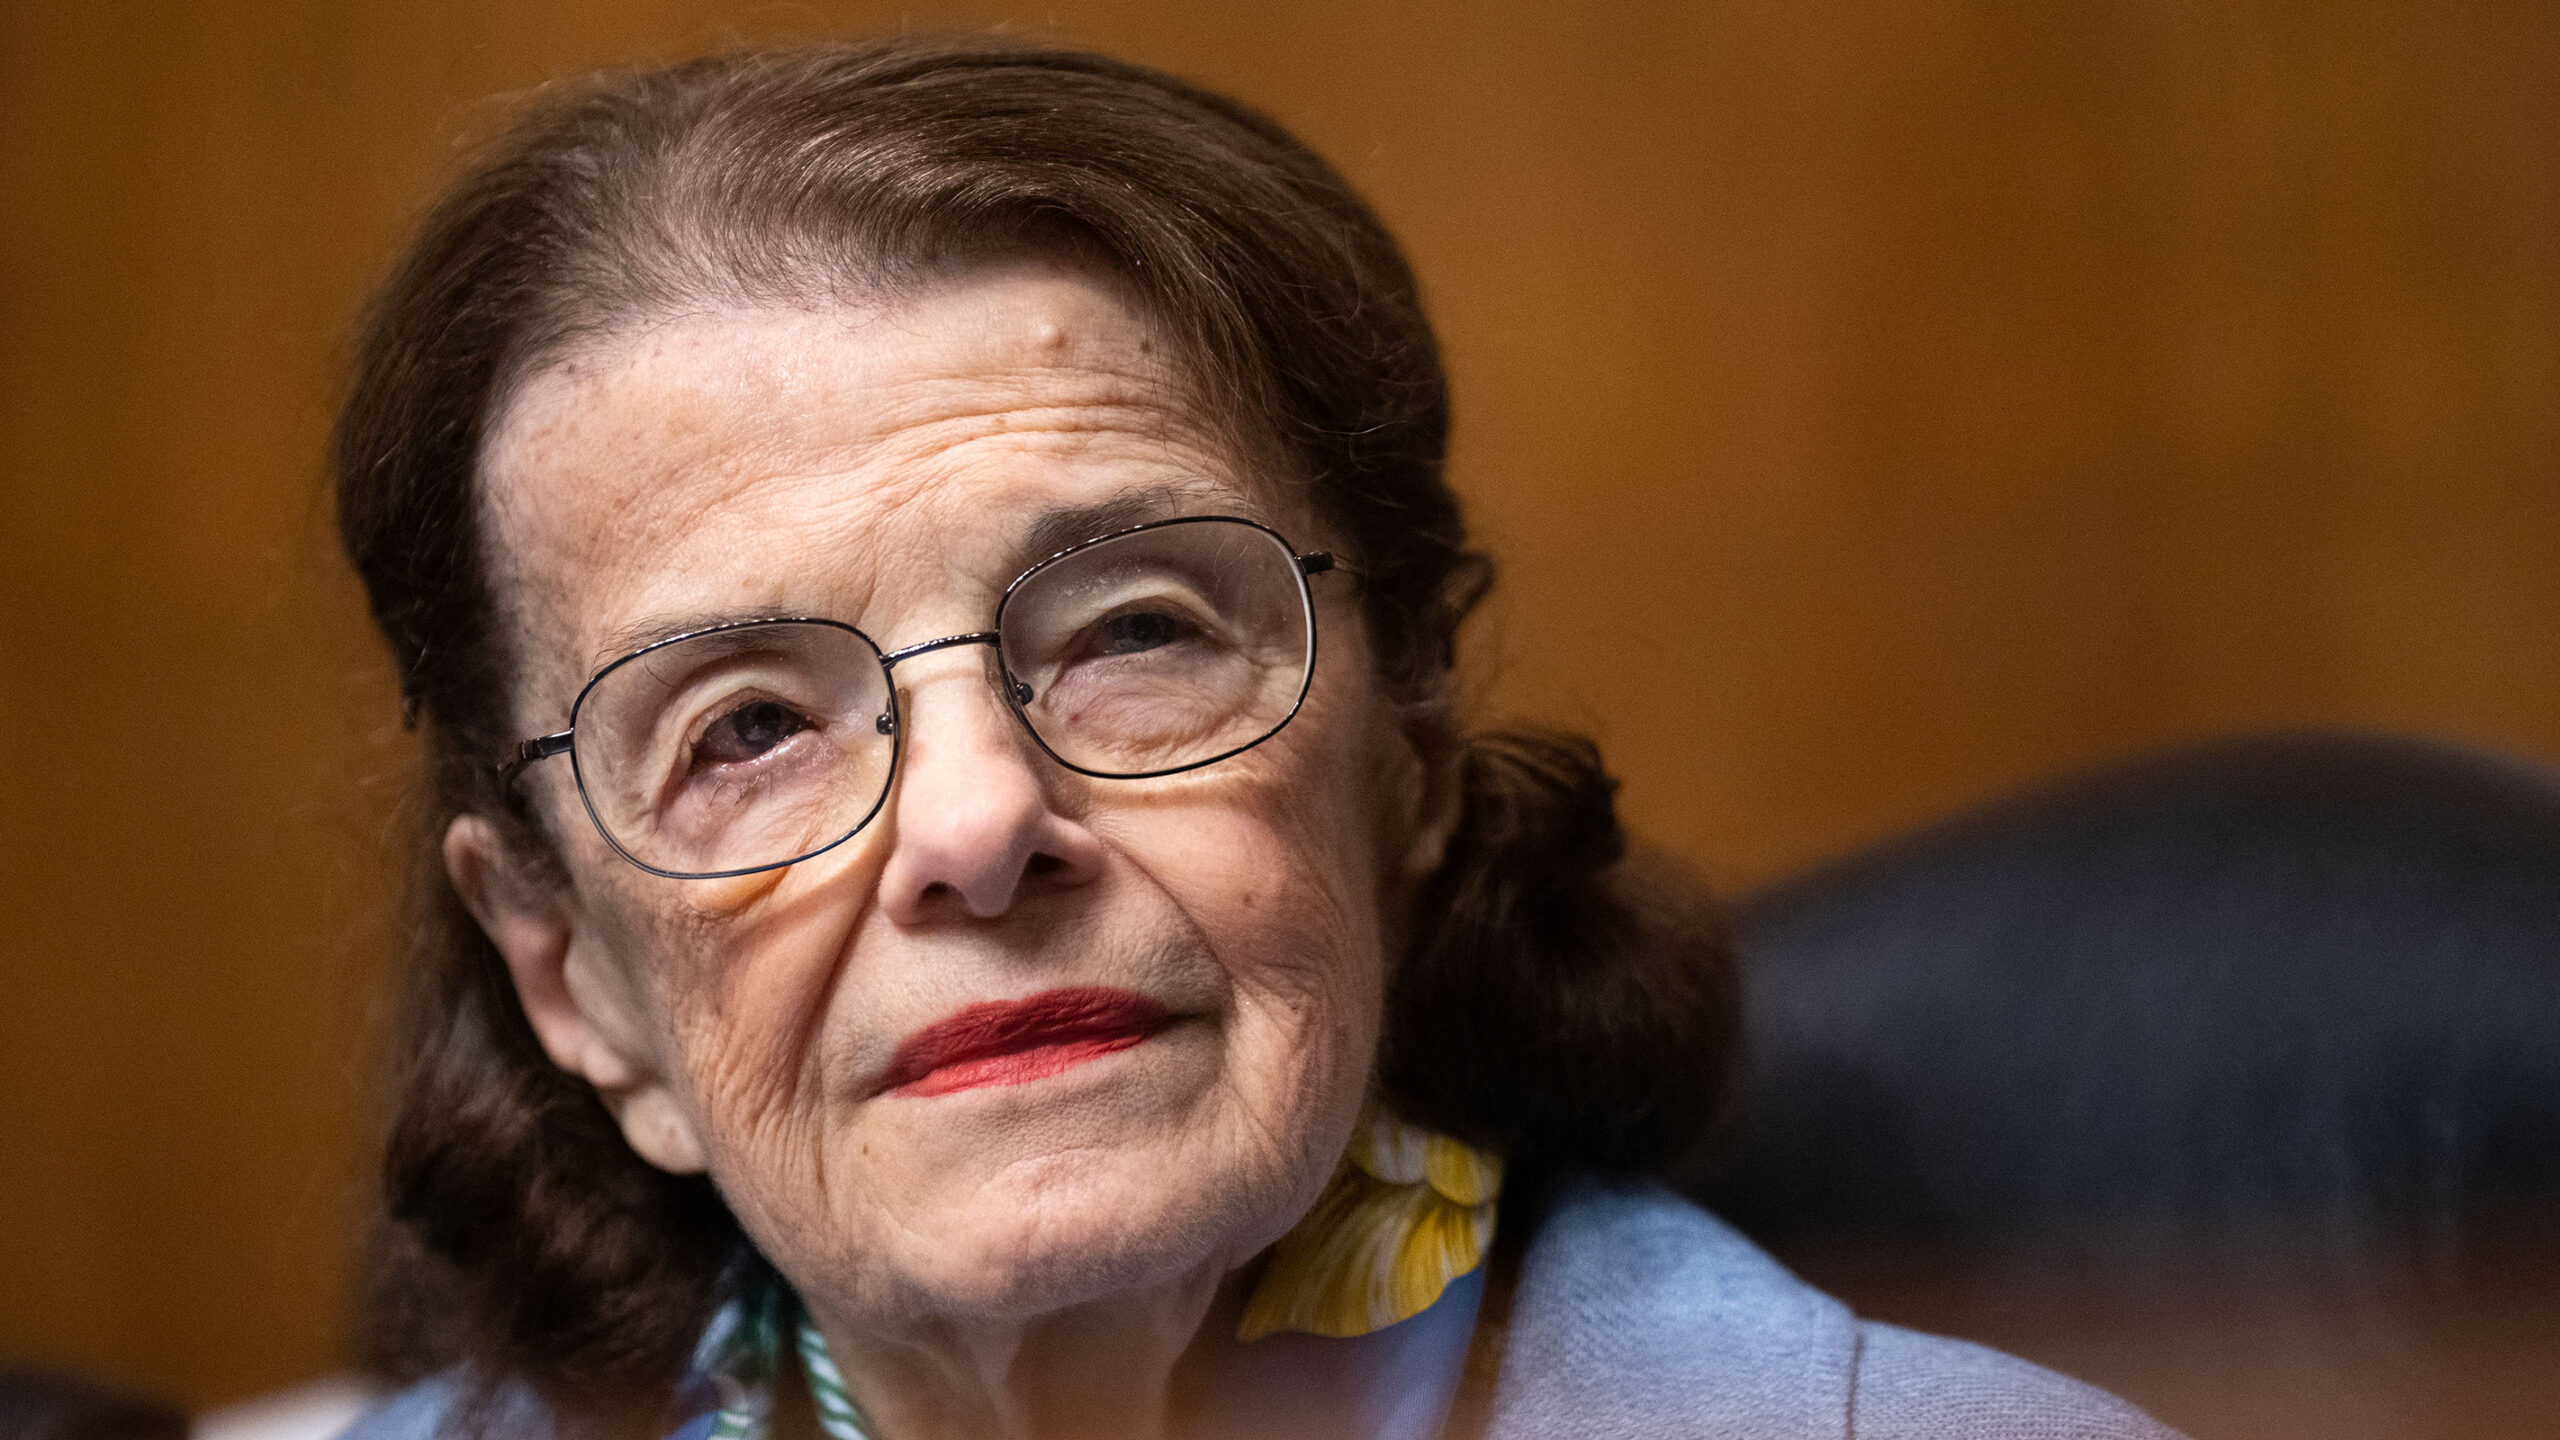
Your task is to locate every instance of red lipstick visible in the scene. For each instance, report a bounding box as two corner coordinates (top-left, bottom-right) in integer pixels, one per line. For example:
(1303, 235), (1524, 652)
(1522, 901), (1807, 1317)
(881, 986), (1172, 1098)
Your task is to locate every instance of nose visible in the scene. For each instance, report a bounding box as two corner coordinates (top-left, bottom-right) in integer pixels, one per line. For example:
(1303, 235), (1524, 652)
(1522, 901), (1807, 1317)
(873, 646), (1104, 924)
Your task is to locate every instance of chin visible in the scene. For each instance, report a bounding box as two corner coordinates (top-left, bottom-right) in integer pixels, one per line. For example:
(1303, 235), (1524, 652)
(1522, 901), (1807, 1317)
(803, 1111), (1337, 1330)
(909, 1167), (1246, 1318)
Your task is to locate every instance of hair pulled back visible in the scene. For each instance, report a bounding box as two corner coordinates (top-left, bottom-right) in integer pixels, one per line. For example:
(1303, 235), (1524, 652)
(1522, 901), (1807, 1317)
(338, 35), (1737, 1412)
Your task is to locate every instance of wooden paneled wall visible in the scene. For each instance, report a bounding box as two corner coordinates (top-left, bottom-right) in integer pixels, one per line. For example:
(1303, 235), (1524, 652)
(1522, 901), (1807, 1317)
(4, 0), (2553, 1419)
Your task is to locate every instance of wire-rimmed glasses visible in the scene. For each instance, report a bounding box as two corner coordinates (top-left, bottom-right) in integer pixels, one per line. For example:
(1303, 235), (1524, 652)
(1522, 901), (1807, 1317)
(505, 515), (1342, 879)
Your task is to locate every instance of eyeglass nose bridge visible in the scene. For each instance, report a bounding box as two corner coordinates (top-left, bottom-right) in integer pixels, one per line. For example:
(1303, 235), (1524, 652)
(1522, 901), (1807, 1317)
(874, 630), (1035, 726)
(879, 630), (999, 669)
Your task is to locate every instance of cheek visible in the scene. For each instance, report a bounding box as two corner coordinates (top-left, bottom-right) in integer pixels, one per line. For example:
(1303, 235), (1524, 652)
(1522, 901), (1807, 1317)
(1115, 738), (1400, 1088)
(586, 847), (883, 1166)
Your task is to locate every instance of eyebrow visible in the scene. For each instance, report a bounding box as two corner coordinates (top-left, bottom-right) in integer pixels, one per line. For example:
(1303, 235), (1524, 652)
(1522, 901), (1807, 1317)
(1009, 481), (1235, 570)
(591, 605), (811, 668)
(582, 480), (1248, 672)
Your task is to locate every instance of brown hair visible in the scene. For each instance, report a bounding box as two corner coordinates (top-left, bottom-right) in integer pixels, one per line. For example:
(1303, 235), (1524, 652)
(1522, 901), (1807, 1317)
(338, 35), (1737, 1419)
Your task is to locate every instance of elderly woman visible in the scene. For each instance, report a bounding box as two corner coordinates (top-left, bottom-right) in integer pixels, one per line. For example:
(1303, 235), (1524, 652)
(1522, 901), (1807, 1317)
(337, 38), (2175, 1440)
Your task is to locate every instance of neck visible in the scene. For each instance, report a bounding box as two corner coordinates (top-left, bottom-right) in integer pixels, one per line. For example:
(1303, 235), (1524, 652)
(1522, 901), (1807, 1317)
(811, 1263), (1249, 1440)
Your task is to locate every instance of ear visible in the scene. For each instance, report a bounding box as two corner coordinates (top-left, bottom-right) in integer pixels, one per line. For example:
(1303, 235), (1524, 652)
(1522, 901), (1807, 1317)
(444, 814), (710, 1175)
(1387, 709), (1468, 888)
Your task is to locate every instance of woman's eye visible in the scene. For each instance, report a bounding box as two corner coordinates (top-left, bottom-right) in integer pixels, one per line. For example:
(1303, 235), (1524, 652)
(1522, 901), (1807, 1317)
(695, 699), (809, 768)
(1096, 610), (1191, 655)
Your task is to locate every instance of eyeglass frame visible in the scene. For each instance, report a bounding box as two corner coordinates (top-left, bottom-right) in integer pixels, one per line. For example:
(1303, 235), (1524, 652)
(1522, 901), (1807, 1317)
(502, 513), (1350, 880)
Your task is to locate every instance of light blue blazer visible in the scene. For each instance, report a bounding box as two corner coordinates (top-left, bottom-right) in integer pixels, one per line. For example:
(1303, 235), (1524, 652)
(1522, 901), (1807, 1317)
(345, 1176), (2180, 1440)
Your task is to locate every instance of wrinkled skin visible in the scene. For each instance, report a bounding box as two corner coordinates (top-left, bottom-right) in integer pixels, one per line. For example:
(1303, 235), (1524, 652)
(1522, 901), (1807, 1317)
(446, 260), (1459, 1440)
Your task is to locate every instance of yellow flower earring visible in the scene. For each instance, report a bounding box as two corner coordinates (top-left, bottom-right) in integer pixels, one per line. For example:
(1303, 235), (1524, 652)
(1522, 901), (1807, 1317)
(1238, 1100), (1505, 1341)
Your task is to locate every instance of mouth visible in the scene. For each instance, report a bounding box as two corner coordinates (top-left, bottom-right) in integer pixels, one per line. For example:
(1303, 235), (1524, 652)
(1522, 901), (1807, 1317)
(880, 986), (1175, 1098)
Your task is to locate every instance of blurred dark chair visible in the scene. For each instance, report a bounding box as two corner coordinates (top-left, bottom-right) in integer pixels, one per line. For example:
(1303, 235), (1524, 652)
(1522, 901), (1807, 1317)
(0, 1369), (185, 1440)
(1683, 734), (2560, 1440)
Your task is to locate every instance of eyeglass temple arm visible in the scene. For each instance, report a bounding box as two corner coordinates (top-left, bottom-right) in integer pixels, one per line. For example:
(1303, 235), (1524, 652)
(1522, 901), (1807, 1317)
(1299, 552), (1343, 576)
(502, 731), (573, 781)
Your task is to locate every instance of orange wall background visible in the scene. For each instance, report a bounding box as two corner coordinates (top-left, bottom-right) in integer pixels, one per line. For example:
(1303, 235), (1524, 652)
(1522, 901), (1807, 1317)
(4, 0), (2555, 1413)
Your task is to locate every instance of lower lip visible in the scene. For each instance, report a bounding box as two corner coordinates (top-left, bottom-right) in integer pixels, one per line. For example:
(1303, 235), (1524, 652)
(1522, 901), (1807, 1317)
(893, 1032), (1155, 1098)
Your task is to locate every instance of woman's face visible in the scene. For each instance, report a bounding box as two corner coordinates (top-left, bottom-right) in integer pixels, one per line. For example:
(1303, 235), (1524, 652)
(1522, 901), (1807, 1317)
(459, 261), (1450, 1333)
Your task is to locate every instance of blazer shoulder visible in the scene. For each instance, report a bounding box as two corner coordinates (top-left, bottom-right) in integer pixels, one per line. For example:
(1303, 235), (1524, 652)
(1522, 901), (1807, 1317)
(1487, 1175), (1862, 1438)
(335, 1375), (567, 1440)
(1485, 1177), (2185, 1439)
(1850, 1321), (2185, 1440)
(336, 1379), (458, 1440)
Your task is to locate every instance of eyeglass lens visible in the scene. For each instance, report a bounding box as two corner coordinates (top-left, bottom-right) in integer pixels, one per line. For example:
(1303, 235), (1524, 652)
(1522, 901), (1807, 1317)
(567, 518), (1315, 878)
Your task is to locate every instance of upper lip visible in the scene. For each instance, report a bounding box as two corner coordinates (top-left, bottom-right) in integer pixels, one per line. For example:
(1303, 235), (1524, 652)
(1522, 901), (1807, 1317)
(878, 985), (1173, 1095)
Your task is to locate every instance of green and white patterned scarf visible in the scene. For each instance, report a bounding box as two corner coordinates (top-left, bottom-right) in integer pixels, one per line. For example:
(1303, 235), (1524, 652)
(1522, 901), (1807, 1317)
(692, 1275), (875, 1440)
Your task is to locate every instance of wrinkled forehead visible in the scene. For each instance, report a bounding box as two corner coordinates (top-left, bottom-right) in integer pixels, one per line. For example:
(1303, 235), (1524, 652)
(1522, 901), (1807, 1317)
(476, 262), (1298, 719)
